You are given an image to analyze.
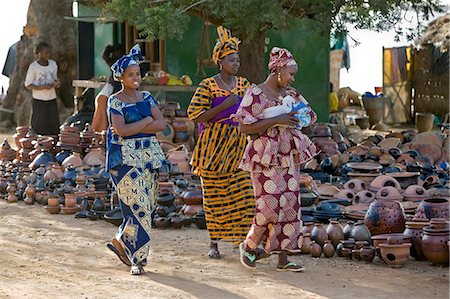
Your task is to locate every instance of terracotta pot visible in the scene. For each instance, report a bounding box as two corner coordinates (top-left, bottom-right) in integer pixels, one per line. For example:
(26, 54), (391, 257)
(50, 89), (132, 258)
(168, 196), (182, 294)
(167, 145), (191, 173)
(343, 221), (355, 240)
(404, 218), (430, 260)
(323, 240), (335, 258)
(310, 241), (322, 258)
(62, 152), (83, 169)
(311, 223), (328, 247)
(360, 245), (375, 263)
(181, 189), (203, 205)
(368, 175), (401, 192)
(375, 186), (404, 201)
(156, 123), (175, 143)
(302, 222), (315, 235)
(48, 196), (60, 207)
(349, 221), (372, 243)
(326, 220), (344, 247)
(355, 116), (370, 130)
(403, 185), (429, 201)
(415, 198), (449, 221)
(354, 190), (376, 205)
(182, 204), (203, 216)
(378, 241), (411, 267)
(364, 198), (406, 235)
(65, 193), (77, 208)
(421, 220), (449, 265)
(312, 123), (332, 137)
(344, 179), (367, 193)
(334, 189), (355, 202)
(336, 242), (344, 257)
(171, 119), (189, 132)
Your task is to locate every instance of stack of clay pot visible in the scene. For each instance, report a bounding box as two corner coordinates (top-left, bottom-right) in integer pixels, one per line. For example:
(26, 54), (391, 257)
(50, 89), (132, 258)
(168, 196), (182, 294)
(299, 173), (318, 207)
(17, 128), (37, 163)
(311, 123), (339, 160)
(421, 218), (449, 266)
(376, 235), (412, 267)
(0, 139), (16, 163)
(157, 102), (196, 151)
(58, 124), (81, 153)
(80, 123), (96, 155)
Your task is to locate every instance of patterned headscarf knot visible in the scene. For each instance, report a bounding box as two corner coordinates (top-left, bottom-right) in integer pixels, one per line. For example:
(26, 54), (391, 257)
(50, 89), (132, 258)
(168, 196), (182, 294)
(268, 47), (297, 74)
(212, 26), (240, 64)
(111, 44), (143, 80)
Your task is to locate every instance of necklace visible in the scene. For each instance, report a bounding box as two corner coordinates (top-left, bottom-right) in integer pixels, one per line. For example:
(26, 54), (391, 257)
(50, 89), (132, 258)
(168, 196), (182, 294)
(217, 74), (236, 92)
(264, 83), (284, 101)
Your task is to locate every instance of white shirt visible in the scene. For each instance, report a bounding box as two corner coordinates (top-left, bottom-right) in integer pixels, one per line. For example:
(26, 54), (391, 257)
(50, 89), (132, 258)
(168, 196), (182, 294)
(24, 59), (58, 101)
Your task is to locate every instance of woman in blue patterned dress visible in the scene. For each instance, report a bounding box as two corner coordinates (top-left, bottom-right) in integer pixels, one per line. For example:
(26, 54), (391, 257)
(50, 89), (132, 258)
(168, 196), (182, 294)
(106, 45), (166, 275)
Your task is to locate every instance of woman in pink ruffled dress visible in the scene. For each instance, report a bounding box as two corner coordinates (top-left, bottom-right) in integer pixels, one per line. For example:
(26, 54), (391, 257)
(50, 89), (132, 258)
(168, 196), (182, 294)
(235, 47), (317, 272)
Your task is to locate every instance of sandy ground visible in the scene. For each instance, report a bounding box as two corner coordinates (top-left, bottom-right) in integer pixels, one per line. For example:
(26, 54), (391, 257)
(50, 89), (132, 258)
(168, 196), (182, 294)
(0, 200), (448, 299)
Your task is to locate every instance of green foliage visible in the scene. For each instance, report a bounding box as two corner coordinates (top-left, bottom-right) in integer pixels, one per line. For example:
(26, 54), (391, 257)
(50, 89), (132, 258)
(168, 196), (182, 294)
(90, 0), (444, 42)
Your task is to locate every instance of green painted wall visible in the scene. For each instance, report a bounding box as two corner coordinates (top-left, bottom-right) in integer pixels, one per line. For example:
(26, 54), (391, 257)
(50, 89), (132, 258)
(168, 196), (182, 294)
(267, 18), (330, 122)
(94, 24), (114, 79)
(165, 17), (330, 120)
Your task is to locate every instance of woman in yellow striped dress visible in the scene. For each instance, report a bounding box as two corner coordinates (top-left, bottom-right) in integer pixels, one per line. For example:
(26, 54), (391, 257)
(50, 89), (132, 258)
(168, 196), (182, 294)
(188, 26), (255, 258)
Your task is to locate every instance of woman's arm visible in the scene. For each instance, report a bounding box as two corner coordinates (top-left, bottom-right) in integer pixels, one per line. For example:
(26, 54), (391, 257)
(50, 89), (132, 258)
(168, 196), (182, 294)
(92, 94), (108, 132)
(239, 112), (299, 135)
(141, 105), (167, 134)
(110, 113), (153, 137)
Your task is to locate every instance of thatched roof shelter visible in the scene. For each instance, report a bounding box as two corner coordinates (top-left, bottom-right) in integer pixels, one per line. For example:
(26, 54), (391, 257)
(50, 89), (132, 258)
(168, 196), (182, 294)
(415, 12), (450, 52)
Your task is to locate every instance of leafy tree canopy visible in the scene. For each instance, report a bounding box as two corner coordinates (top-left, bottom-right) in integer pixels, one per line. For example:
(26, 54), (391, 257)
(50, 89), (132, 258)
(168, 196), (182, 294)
(88, 0), (444, 42)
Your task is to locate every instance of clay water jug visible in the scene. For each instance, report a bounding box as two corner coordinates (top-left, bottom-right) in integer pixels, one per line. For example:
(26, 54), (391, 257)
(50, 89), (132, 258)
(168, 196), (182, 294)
(301, 233), (312, 254)
(323, 240), (335, 258)
(311, 224), (328, 247)
(343, 221), (355, 240)
(326, 220), (344, 247)
(310, 241), (322, 258)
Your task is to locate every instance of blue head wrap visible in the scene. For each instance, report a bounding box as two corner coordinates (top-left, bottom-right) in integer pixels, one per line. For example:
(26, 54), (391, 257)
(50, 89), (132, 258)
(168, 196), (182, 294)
(111, 44), (143, 80)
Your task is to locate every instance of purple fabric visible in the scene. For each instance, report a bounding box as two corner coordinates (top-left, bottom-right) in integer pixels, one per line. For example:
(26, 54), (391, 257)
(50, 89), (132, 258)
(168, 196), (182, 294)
(198, 95), (242, 135)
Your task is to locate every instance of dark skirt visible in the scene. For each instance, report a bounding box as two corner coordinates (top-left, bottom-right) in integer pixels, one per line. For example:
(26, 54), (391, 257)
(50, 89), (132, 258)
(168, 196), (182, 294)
(31, 98), (60, 136)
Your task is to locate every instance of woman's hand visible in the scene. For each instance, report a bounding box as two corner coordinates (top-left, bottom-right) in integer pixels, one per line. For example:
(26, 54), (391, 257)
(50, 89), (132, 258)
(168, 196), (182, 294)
(275, 111), (299, 127)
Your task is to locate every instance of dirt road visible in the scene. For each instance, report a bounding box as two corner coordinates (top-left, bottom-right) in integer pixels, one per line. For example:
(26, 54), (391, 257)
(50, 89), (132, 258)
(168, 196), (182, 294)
(0, 200), (448, 299)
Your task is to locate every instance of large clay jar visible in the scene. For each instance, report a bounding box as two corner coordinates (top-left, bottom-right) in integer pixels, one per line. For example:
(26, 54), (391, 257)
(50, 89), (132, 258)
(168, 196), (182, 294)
(322, 240), (335, 258)
(326, 220), (344, 248)
(302, 222), (315, 235)
(343, 221), (355, 240)
(311, 223), (328, 247)
(364, 197), (406, 235)
(350, 221), (372, 244)
(414, 198), (449, 221)
(403, 218), (430, 260)
(167, 145), (191, 173)
(310, 241), (322, 258)
(62, 152), (83, 169)
(421, 219), (449, 266)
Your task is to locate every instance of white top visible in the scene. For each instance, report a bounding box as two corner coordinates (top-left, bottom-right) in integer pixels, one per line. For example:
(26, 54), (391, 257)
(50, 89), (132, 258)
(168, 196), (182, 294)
(98, 82), (114, 97)
(24, 59), (58, 100)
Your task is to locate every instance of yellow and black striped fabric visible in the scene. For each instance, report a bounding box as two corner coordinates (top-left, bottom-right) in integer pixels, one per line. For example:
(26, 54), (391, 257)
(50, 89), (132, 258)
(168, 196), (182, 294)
(201, 169), (255, 244)
(188, 76), (250, 176)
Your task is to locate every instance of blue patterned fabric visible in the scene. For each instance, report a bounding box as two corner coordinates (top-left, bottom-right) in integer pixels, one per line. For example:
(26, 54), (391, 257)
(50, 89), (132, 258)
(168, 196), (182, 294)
(106, 91), (166, 171)
(110, 44), (143, 80)
(110, 165), (158, 266)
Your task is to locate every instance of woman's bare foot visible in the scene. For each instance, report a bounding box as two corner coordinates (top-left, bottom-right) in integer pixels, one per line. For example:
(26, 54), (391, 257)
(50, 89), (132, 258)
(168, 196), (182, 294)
(208, 242), (221, 259)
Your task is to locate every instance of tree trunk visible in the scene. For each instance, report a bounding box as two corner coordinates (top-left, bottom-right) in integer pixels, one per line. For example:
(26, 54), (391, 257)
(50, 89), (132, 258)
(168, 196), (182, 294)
(238, 30), (266, 84)
(3, 0), (77, 128)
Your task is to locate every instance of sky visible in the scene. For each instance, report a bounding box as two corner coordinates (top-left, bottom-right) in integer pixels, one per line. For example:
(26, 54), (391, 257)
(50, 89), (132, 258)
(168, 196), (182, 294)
(0, 1), (449, 96)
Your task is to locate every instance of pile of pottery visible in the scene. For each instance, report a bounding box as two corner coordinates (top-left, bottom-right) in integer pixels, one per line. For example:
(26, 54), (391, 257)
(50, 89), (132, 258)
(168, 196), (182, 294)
(0, 139), (16, 162)
(157, 102), (195, 151)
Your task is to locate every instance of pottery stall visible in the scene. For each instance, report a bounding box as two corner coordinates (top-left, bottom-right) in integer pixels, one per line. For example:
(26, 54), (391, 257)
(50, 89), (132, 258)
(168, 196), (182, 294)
(2, 115), (206, 230)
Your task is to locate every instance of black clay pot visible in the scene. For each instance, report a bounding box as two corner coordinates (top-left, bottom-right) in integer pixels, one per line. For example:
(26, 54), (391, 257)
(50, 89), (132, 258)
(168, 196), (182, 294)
(104, 207), (123, 226)
(320, 156), (333, 175)
(158, 192), (175, 206)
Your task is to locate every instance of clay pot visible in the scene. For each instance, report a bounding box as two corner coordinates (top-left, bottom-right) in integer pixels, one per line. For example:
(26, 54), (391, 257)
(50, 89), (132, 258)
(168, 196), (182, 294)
(154, 217), (171, 229)
(64, 193), (77, 208)
(326, 220), (344, 248)
(302, 222), (315, 235)
(181, 189), (203, 205)
(301, 233), (312, 254)
(421, 220), (449, 265)
(312, 123), (332, 137)
(365, 197), (406, 235)
(343, 221), (355, 240)
(310, 241), (322, 258)
(167, 145), (190, 173)
(369, 175), (401, 192)
(354, 190), (375, 205)
(403, 185), (429, 201)
(311, 224), (328, 247)
(355, 116), (370, 130)
(346, 175), (371, 190)
(404, 218), (430, 260)
(349, 221), (372, 243)
(156, 123), (175, 143)
(334, 189), (355, 203)
(24, 184), (35, 198)
(375, 186), (404, 201)
(48, 196), (60, 207)
(182, 204), (203, 216)
(322, 240), (335, 258)
(360, 245), (375, 263)
(62, 152), (83, 169)
(378, 240), (411, 267)
(171, 119), (189, 132)
(415, 198), (449, 221)
(336, 242), (344, 257)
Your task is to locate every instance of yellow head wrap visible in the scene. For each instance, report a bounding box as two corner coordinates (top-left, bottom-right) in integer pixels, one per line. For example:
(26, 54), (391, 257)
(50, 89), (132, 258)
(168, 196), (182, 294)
(212, 26), (240, 64)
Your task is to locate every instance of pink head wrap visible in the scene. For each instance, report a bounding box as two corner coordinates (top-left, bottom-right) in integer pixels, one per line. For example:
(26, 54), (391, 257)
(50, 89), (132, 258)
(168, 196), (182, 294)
(268, 47), (297, 74)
